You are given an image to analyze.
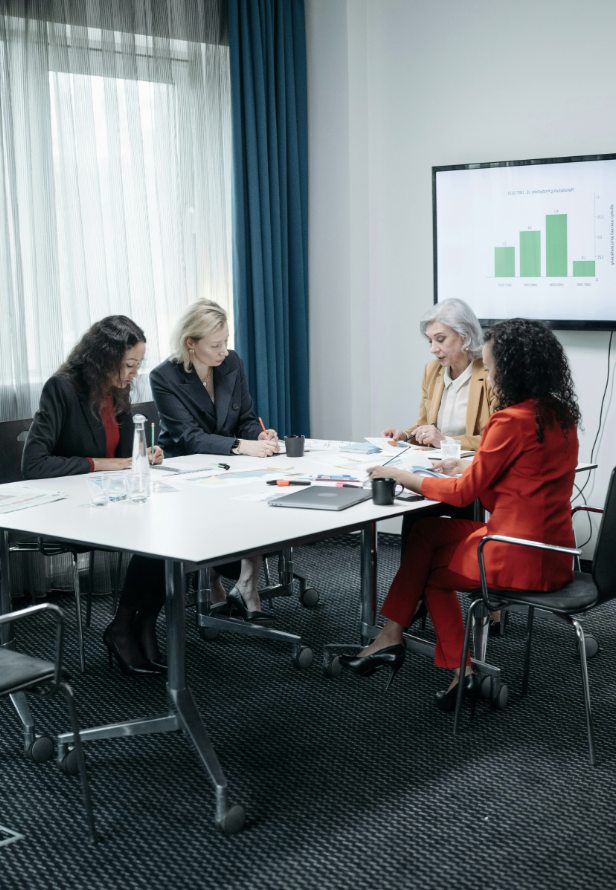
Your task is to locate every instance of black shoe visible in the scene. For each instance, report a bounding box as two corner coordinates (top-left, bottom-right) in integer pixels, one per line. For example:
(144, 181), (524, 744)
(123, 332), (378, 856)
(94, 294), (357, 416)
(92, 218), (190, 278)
(410, 599), (428, 628)
(103, 626), (160, 677)
(339, 644), (405, 692)
(226, 587), (274, 623)
(209, 600), (231, 617)
(435, 672), (479, 712)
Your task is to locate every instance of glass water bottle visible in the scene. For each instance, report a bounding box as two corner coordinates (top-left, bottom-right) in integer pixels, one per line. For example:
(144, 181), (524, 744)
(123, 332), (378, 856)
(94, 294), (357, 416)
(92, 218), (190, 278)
(130, 413), (151, 502)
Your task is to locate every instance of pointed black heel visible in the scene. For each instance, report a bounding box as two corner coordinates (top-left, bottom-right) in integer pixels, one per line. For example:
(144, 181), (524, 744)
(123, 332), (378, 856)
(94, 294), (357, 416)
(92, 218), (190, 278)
(103, 626), (159, 677)
(435, 672), (479, 712)
(226, 587), (274, 623)
(339, 643), (406, 692)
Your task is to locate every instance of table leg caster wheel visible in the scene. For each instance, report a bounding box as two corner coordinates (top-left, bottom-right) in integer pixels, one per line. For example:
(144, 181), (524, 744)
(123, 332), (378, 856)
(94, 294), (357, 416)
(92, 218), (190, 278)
(26, 734), (54, 763)
(199, 626), (220, 641)
(217, 804), (245, 835)
(491, 683), (508, 710)
(323, 656), (342, 679)
(481, 676), (493, 700)
(58, 748), (80, 776)
(291, 646), (313, 670)
(299, 587), (320, 609)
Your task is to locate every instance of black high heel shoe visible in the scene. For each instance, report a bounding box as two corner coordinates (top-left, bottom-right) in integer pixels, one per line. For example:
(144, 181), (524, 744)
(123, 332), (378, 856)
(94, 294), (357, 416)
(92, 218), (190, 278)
(339, 644), (405, 692)
(133, 614), (167, 675)
(410, 599), (428, 628)
(435, 672), (479, 712)
(103, 626), (159, 677)
(209, 600), (231, 617)
(226, 587), (274, 623)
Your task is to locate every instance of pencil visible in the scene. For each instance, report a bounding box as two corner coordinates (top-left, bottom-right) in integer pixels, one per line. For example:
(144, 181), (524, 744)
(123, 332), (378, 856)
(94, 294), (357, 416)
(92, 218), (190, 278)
(382, 446), (411, 467)
(258, 417), (268, 437)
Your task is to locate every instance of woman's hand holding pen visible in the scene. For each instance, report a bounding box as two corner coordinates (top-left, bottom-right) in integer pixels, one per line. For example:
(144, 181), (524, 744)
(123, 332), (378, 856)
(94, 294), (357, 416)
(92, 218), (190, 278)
(148, 446), (164, 465)
(258, 429), (279, 446)
(367, 463), (424, 494)
(381, 428), (408, 441)
(237, 439), (278, 458)
(410, 424), (445, 447)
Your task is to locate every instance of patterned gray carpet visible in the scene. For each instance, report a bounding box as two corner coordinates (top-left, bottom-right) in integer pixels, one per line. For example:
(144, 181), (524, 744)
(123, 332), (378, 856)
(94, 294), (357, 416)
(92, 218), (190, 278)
(1, 533), (614, 890)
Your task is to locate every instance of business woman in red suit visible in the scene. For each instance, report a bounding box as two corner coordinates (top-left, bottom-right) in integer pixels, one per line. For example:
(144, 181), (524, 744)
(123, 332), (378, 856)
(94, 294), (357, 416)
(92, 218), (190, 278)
(341, 318), (581, 710)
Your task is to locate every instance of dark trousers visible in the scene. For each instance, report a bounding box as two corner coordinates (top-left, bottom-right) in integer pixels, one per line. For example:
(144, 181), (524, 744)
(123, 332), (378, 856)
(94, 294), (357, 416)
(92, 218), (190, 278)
(119, 556), (242, 614)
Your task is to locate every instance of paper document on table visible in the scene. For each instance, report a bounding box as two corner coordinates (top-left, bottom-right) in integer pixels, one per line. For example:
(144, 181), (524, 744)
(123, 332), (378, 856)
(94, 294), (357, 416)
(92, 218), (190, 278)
(364, 437), (403, 453)
(0, 486), (67, 513)
(302, 439), (355, 452)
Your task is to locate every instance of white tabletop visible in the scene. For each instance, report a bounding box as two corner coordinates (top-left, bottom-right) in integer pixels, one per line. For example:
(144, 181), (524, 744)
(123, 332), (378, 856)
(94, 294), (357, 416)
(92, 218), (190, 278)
(0, 452), (435, 565)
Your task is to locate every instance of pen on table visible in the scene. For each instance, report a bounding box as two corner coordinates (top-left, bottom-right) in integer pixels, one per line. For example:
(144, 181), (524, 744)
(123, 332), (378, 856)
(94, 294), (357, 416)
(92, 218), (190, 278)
(381, 446), (411, 467)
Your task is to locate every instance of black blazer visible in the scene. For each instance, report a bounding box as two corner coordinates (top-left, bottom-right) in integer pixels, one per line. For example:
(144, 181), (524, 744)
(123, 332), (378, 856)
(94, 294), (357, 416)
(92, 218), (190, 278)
(149, 351), (262, 457)
(22, 375), (134, 480)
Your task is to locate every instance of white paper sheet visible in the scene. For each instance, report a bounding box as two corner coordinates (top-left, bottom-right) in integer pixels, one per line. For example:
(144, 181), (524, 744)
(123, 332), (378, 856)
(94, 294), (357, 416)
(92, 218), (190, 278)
(0, 486), (67, 513)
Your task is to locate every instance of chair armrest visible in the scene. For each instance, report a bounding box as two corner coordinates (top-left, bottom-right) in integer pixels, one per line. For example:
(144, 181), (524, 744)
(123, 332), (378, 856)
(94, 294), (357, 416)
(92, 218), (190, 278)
(0, 603), (65, 689)
(476, 535), (581, 610)
(571, 506), (604, 517)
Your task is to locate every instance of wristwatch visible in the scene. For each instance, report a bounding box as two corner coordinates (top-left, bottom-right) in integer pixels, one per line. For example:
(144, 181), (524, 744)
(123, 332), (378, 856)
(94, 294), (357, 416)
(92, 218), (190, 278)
(231, 438), (241, 453)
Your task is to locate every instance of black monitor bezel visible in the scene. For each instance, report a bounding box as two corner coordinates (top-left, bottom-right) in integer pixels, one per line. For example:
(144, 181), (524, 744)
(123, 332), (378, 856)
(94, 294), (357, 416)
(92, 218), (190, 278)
(432, 153), (616, 331)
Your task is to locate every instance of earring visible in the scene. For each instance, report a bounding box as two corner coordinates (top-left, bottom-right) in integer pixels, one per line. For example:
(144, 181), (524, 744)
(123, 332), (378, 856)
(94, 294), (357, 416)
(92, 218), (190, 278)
(189, 348), (194, 354)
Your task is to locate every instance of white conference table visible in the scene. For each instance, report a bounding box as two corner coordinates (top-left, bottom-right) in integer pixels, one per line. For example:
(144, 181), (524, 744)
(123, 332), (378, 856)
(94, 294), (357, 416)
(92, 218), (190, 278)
(0, 450), (437, 834)
(0, 452), (597, 833)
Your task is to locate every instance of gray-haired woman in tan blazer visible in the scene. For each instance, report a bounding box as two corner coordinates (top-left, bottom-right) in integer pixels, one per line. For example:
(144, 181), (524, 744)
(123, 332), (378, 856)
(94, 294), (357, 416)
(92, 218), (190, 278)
(383, 299), (496, 452)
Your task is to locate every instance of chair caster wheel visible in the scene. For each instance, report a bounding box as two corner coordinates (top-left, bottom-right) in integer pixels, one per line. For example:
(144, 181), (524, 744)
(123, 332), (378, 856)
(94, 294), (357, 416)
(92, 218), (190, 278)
(58, 748), (80, 776)
(578, 633), (600, 659)
(199, 626), (221, 641)
(491, 683), (508, 710)
(299, 587), (320, 609)
(26, 734), (54, 763)
(323, 656), (342, 679)
(217, 803), (245, 835)
(291, 646), (313, 670)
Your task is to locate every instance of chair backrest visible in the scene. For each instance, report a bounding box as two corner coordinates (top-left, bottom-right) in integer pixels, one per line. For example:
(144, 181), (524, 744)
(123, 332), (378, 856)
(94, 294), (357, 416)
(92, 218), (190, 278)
(131, 401), (161, 443)
(592, 467), (616, 605)
(0, 419), (33, 484)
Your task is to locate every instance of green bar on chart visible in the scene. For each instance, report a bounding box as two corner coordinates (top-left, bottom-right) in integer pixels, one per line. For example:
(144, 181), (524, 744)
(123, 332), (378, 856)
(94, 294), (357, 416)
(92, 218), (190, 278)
(495, 246), (515, 277)
(545, 214), (567, 276)
(572, 260), (595, 277)
(519, 230), (541, 277)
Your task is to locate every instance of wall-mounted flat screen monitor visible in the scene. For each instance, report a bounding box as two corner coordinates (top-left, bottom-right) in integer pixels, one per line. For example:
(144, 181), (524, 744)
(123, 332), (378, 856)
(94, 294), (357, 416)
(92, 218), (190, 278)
(433, 154), (616, 330)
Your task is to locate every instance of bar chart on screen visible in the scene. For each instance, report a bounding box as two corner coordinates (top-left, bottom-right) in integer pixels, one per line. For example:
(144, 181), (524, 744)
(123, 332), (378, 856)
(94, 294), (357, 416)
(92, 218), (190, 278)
(435, 157), (616, 322)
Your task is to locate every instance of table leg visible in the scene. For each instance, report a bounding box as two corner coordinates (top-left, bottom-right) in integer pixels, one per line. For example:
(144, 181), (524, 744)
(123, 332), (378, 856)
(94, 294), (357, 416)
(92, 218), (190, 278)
(58, 557), (245, 834)
(360, 523), (377, 646)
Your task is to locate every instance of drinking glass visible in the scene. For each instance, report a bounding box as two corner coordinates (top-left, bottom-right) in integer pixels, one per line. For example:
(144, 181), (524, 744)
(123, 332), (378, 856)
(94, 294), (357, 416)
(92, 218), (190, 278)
(128, 473), (149, 503)
(106, 474), (128, 502)
(87, 475), (109, 507)
(441, 438), (462, 460)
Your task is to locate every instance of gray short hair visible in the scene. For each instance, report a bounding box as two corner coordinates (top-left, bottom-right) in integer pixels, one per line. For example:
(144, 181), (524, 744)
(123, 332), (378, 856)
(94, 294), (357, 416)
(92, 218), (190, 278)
(419, 299), (483, 361)
(170, 300), (228, 372)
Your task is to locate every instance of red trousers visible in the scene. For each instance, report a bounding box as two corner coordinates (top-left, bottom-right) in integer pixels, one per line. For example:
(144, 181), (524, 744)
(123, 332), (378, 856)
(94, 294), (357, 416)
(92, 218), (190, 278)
(382, 517), (484, 669)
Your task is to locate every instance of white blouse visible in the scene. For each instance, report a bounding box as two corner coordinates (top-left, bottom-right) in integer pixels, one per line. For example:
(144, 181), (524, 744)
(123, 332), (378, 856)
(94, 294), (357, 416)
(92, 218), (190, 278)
(436, 362), (473, 437)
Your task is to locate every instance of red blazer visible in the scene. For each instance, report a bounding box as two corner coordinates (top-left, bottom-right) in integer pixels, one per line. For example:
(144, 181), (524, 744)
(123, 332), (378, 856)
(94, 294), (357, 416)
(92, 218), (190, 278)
(421, 400), (578, 591)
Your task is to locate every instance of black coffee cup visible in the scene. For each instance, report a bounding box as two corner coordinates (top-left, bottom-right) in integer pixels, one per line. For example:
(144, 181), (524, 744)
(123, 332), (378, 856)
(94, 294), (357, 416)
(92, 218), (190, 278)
(284, 435), (305, 458)
(372, 476), (403, 506)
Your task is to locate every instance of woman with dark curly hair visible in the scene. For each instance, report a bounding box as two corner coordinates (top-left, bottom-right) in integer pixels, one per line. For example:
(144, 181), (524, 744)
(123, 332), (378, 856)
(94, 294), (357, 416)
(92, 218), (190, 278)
(341, 319), (580, 709)
(22, 316), (167, 676)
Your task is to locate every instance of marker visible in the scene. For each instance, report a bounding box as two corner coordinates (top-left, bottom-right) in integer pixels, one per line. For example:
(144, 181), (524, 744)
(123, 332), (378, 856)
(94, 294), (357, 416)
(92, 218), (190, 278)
(266, 479), (311, 487)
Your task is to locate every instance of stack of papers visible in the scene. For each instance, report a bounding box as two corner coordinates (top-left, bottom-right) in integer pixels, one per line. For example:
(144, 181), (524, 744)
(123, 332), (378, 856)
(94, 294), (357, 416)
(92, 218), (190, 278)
(0, 486), (67, 513)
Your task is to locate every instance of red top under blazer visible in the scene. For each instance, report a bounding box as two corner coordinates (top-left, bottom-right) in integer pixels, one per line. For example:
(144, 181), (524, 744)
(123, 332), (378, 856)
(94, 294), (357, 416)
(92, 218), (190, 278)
(421, 399), (578, 591)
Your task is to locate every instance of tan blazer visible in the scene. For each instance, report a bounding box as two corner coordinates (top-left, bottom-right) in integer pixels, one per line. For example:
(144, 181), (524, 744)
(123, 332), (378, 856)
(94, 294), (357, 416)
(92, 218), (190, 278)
(405, 358), (496, 452)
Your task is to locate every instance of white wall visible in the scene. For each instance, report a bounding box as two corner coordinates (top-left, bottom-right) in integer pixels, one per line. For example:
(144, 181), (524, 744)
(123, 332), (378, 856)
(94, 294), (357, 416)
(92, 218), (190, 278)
(305, 0), (616, 553)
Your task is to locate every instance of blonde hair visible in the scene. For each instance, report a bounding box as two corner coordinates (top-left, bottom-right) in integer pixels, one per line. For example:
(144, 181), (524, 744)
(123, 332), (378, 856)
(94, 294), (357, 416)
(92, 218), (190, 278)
(170, 300), (228, 372)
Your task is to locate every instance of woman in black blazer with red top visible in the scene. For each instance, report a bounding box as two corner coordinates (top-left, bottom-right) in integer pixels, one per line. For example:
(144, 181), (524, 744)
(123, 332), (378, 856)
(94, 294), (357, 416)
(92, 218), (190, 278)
(149, 299), (279, 620)
(22, 316), (167, 677)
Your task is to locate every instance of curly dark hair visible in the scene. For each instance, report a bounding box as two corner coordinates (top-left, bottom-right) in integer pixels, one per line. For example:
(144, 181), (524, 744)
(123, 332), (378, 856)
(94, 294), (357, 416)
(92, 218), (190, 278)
(484, 318), (581, 443)
(58, 316), (146, 415)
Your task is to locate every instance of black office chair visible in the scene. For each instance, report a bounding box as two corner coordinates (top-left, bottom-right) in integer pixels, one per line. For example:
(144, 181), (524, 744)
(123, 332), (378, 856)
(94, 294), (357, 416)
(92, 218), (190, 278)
(0, 602), (96, 841)
(453, 467), (616, 764)
(0, 417), (123, 670)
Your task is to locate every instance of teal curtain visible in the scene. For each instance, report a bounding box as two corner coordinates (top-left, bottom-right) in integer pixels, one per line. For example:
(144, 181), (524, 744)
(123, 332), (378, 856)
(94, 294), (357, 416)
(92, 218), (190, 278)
(228, 0), (309, 436)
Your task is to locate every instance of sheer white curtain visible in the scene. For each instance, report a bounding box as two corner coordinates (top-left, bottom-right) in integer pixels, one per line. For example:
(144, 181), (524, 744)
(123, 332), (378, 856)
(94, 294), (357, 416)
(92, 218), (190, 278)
(0, 0), (232, 420)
